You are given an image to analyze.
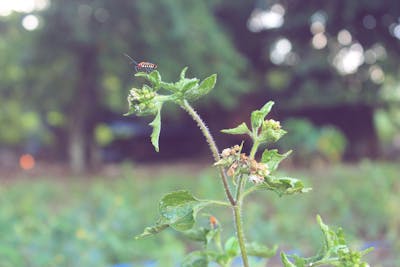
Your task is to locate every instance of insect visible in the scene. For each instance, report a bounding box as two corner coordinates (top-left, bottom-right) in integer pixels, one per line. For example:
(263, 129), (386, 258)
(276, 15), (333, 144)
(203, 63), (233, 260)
(209, 215), (218, 229)
(124, 54), (158, 73)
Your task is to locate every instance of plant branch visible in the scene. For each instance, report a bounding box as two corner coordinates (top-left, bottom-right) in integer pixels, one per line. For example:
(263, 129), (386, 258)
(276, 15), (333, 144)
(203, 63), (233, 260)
(205, 200), (231, 207)
(309, 257), (340, 266)
(233, 205), (249, 267)
(249, 140), (259, 160)
(181, 100), (235, 205)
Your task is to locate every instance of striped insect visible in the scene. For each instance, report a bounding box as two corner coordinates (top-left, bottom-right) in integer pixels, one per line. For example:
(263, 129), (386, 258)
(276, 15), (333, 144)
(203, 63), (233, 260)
(124, 54), (158, 73)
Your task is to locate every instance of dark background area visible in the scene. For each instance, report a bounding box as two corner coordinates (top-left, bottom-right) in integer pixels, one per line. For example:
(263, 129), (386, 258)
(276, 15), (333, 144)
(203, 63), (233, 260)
(1, 0), (399, 173)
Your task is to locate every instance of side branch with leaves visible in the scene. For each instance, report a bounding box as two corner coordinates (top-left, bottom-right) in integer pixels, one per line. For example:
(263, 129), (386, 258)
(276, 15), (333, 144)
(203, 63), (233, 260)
(125, 68), (372, 267)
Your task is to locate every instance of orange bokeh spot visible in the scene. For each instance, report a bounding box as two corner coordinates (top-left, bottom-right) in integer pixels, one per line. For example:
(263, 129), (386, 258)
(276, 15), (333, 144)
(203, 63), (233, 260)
(19, 154), (35, 170)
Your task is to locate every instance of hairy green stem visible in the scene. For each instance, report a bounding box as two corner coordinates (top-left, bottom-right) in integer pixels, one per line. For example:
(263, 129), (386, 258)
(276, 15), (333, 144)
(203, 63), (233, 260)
(232, 139), (261, 266)
(309, 257), (340, 266)
(182, 100), (249, 266)
(233, 205), (249, 267)
(181, 100), (235, 205)
(249, 140), (259, 160)
(206, 200), (231, 207)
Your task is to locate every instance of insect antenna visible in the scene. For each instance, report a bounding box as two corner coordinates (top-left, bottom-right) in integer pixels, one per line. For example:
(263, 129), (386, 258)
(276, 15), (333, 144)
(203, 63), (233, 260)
(123, 53), (138, 66)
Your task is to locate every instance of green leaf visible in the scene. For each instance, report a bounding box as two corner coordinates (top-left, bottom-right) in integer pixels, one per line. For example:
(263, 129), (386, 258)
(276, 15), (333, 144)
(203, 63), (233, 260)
(182, 227), (209, 243)
(160, 81), (178, 91)
(259, 127), (287, 144)
(134, 72), (149, 78)
(181, 78), (200, 93)
(149, 104), (162, 152)
(159, 190), (210, 231)
(135, 219), (169, 239)
(185, 74), (217, 101)
(148, 70), (162, 88)
(256, 176), (311, 197)
(181, 251), (209, 267)
(180, 67), (188, 79)
(261, 149), (292, 172)
(221, 122), (250, 135)
(251, 101), (275, 132)
(224, 237), (239, 257)
(205, 228), (220, 245)
(259, 101), (275, 116)
(246, 243), (277, 258)
(282, 216), (373, 267)
(250, 110), (264, 132)
(281, 252), (299, 267)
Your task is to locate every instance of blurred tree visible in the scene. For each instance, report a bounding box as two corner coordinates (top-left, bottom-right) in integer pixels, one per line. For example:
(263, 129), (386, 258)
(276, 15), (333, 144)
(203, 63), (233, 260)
(0, 14), (46, 153)
(28, 0), (249, 172)
(215, 0), (400, 158)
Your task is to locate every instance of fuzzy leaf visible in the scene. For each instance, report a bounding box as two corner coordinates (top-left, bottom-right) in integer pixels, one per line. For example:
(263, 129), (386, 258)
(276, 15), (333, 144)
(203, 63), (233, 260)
(180, 67), (188, 79)
(135, 191), (211, 238)
(224, 237), (240, 257)
(250, 110), (264, 132)
(246, 243), (278, 258)
(259, 128), (287, 144)
(282, 216), (373, 267)
(181, 78), (200, 93)
(251, 101), (275, 132)
(261, 149), (292, 172)
(256, 176), (311, 197)
(159, 190), (210, 231)
(259, 101), (275, 116)
(181, 251), (209, 267)
(148, 70), (162, 88)
(135, 219), (169, 239)
(281, 252), (298, 267)
(134, 72), (149, 78)
(185, 74), (217, 101)
(182, 227), (209, 243)
(149, 104), (162, 152)
(221, 122), (250, 135)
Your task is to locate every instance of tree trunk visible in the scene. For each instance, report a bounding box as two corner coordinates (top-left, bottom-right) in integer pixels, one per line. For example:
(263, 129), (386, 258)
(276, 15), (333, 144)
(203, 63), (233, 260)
(68, 46), (99, 173)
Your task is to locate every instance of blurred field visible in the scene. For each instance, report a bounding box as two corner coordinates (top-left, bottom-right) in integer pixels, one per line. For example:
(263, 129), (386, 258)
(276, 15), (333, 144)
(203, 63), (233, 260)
(1, 161), (399, 267)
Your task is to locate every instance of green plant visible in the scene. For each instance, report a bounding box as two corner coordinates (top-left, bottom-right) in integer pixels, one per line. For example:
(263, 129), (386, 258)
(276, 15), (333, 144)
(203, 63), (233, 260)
(126, 68), (372, 266)
(280, 119), (347, 163)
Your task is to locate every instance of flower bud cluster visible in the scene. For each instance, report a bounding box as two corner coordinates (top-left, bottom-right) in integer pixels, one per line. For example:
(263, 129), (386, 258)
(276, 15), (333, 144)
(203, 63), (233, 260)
(216, 145), (270, 184)
(262, 119), (281, 131)
(259, 119), (285, 143)
(127, 87), (157, 116)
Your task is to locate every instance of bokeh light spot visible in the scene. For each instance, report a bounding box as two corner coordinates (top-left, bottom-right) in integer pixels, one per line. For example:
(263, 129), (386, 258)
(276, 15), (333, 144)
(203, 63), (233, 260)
(270, 38), (292, 64)
(337, 29), (352, 45)
(333, 43), (365, 75)
(369, 65), (385, 84)
(20, 154), (35, 170)
(247, 4), (285, 32)
(312, 33), (327, 49)
(363, 15), (376, 29)
(22, 14), (39, 31)
(392, 24), (400, 40)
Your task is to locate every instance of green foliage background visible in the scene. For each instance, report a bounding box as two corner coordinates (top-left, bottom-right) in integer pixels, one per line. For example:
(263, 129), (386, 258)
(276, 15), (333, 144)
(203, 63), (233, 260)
(1, 162), (399, 266)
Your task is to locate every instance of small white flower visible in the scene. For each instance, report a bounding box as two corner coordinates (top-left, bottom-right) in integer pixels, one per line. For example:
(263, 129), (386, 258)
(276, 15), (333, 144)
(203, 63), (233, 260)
(248, 174), (264, 184)
(221, 148), (231, 158)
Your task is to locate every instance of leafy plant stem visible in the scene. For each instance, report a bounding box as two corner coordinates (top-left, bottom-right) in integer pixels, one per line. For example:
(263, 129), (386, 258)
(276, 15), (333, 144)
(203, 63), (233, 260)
(249, 140), (259, 160)
(214, 231), (224, 253)
(181, 100), (235, 205)
(308, 257), (340, 266)
(235, 175), (245, 200)
(205, 200), (231, 207)
(233, 204), (250, 267)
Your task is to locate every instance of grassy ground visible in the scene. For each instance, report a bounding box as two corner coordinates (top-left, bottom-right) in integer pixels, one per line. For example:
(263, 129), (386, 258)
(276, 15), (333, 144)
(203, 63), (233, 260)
(0, 161), (399, 267)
